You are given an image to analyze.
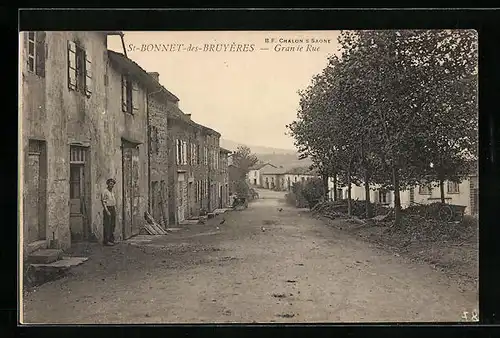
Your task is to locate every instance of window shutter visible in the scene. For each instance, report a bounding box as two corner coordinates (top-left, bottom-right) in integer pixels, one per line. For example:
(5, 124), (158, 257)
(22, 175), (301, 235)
(121, 75), (128, 112)
(183, 141), (187, 165)
(132, 81), (139, 111)
(67, 41), (77, 90)
(85, 51), (92, 97)
(175, 139), (179, 165)
(35, 32), (46, 78)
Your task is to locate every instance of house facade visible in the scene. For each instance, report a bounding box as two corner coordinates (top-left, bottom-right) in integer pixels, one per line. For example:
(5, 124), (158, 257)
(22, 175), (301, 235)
(218, 148), (231, 208)
(20, 31), (230, 259)
(330, 177), (478, 215)
(20, 31), (147, 256)
(284, 173), (319, 191)
(247, 163), (277, 187)
(207, 132), (221, 213)
(167, 108), (223, 223)
(146, 71), (180, 227)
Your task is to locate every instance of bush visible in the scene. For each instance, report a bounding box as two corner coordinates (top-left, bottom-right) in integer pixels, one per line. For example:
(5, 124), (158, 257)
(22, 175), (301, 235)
(288, 181), (315, 208)
(235, 180), (251, 198)
(301, 178), (325, 208)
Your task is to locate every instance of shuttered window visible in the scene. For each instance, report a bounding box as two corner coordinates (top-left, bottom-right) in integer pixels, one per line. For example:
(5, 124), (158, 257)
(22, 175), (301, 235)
(26, 32), (46, 77)
(182, 141), (187, 165)
(85, 52), (92, 97)
(68, 40), (89, 95)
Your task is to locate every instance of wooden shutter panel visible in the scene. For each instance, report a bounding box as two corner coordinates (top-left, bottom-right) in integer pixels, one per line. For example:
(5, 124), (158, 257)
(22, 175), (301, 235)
(35, 32), (46, 78)
(67, 41), (77, 90)
(85, 51), (92, 97)
(121, 75), (128, 112)
(132, 81), (139, 112)
(183, 141), (187, 165)
(175, 139), (181, 164)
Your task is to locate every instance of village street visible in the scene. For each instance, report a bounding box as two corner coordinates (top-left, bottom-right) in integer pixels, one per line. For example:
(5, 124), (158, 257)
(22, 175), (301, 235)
(22, 189), (477, 324)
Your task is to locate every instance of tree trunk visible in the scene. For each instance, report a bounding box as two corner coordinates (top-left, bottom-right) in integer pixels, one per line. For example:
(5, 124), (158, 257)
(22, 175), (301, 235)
(364, 169), (372, 218)
(439, 178), (445, 203)
(333, 173), (337, 202)
(321, 173), (329, 201)
(392, 166), (402, 226)
(347, 168), (352, 216)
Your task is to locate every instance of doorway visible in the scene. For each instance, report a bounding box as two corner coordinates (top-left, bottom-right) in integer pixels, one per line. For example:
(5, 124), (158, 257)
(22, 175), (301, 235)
(69, 145), (90, 242)
(24, 139), (47, 244)
(122, 141), (140, 239)
(177, 173), (187, 223)
(219, 184), (223, 208)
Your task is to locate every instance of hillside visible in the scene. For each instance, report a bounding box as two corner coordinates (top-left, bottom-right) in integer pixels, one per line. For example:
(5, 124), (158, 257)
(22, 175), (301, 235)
(255, 153), (313, 171)
(219, 138), (296, 155)
(220, 138), (313, 171)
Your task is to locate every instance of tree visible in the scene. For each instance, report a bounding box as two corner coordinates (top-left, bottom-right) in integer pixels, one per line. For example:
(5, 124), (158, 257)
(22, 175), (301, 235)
(231, 145), (259, 198)
(287, 29), (477, 226)
(231, 145), (259, 180)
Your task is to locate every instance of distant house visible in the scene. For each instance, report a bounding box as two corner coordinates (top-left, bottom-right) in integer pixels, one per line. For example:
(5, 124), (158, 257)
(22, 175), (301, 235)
(329, 174), (478, 216)
(259, 166), (320, 191)
(261, 166), (288, 190)
(247, 162), (277, 187)
(283, 167), (320, 191)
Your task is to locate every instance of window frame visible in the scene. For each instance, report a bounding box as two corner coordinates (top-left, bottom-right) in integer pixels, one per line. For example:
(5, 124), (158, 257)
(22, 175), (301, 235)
(418, 183), (432, 195)
(447, 181), (460, 194)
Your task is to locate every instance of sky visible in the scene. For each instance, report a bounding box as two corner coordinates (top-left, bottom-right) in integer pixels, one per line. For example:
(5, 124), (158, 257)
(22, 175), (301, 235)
(108, 31), (341, 150)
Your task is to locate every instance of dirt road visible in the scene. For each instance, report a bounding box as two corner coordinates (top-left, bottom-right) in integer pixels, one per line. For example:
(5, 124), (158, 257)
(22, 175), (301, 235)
(22, 189), (478, 323)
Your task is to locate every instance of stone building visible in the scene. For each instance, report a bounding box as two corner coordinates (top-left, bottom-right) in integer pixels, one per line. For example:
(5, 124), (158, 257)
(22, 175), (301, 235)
(20, 31), (184, 260)
(206, 132), (222, 213)
(20, 31), (111, 256)
(166, 108), (222, 223)
(218, 148), (232, 208)
(20, 31), (132, 256)
(146, 71), (180, 227)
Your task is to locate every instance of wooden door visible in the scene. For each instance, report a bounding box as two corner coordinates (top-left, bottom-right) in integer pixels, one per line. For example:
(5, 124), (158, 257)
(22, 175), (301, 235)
(219, 185), (223, 208)
(122, 142), (141, 239)
(131, 150), (140, 236)
(177, 175), (185, 222)
(122, 146), (133, 239)
(26, 150), (41, 243)
(69, 164), (84, 241)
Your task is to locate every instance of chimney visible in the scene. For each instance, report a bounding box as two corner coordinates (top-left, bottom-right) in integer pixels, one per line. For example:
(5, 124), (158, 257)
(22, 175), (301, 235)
(148, 72), (160, 82)
(185, 113), (191, 119)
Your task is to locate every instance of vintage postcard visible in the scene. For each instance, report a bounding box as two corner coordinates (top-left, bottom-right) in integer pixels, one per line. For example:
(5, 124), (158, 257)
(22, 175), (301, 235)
(19, 30), (478, 324)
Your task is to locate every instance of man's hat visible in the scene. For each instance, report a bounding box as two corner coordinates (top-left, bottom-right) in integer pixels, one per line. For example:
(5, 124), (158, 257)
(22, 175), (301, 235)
(106, 178), (116, 185)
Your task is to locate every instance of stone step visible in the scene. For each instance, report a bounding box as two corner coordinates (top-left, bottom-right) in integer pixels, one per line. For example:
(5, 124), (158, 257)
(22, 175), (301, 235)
(27, 240), (47, 255)
(30, 256), (88, 271)
(214, 208), (232, 214)
(28, 249), (63, 264)
(179, 219), (201, 225)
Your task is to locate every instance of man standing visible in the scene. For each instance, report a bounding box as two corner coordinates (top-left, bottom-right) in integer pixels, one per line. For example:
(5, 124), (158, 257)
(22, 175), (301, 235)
(101, 178), (117, 246)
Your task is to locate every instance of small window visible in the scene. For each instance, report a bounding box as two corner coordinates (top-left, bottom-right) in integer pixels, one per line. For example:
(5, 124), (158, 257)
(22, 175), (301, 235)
(121, 75), (136, 114)
(378, 190), (388, 204)
(68, 40), (91, 96)
(447, 181), (460, 194)
(26, 31), (46, 77)
(419, 183), (432, 195)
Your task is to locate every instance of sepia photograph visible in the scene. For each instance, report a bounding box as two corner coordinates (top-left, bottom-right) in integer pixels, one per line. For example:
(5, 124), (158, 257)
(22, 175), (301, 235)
(19, 29), (478, 324)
